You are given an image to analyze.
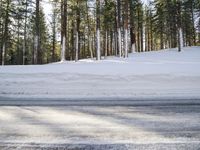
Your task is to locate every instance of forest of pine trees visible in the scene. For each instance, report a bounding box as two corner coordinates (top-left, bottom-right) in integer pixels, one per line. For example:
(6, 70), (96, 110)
(0, 0), (200, 65)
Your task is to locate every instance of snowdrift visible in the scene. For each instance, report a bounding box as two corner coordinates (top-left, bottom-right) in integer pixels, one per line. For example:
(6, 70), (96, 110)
(0, 46), (200, 100)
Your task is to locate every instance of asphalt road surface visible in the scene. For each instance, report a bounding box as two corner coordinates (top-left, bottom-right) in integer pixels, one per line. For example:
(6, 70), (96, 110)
(0, 99), (200, 150)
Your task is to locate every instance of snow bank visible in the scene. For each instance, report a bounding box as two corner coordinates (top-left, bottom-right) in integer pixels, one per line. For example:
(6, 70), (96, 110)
(0, 46), (200, 100)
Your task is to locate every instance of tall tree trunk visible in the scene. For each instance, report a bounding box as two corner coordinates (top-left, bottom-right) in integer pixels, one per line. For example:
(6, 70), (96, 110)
(150, 13), (153, 51)
(191, 0), (196, 45)
(75, 1), (80, 62)
(137, 5), (140, 52)
(177, 0), (182, 52)
(117, 0), (122, 57)
(86, 1), (93, 59)
(51, 2), (57, 62)
(114, 5), (118, 56)
(23, 0), (28, 65)
(105, 30), (108, 57)
(140, 23), (143, 52)
(96, 0), (101, 60)
(34, 0), (40, 64)
(17, 0), (21, 65)
(52, 20), (56, 62)
(0, 0), (2, 64)
(71, 20), (75, 60)
(17, 15), (20, 65)
(124, 0), (128, 57)
(61, 0), (67, 61)
(75, 10), (79, 61)
(129, 0), (136, 53)
(160, 27), (164, 50)
(2, 0), (10, 65)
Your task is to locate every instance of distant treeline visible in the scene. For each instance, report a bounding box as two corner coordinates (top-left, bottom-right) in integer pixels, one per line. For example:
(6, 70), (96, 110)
(0, 0), (200, 65)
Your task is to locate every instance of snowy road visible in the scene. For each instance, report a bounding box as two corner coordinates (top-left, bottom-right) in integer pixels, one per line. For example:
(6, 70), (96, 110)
(0, 98), (200, 106)
(0, 101), (200, 149)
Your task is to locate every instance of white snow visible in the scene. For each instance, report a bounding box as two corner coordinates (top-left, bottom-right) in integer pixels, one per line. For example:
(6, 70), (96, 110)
(0, 46), (200, 100)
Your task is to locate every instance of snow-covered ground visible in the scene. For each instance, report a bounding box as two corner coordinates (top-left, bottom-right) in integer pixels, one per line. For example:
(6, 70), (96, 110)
(0, 46), (200, 100)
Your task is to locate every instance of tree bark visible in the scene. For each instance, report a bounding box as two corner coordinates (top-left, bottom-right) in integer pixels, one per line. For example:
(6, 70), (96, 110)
(96, 0), (101, 60)
(75, 0), (80, 62)
(34, 0), (40, 64)
(177, 0), (182, 52)
(117, 0), (122, 57)
(124, 0), (128, 57)
(61, 0), (67, 61)
(129, 0), (136, 53)
(23, 0), (28, 65)
(2, 0), (10, 65)
(86, 1), (93, 59)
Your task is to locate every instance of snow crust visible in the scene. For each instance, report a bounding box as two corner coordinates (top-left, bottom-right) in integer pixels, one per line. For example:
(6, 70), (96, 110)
(0, 46), (200, 100)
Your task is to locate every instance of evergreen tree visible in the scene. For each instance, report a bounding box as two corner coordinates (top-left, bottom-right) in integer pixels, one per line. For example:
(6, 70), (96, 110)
(0, 0), (199, 65)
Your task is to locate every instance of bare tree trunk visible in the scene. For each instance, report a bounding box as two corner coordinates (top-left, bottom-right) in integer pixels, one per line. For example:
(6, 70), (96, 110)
(96, 0), (101, 60)
(140, 24), (143, 52)
(117, 0), (122, 57)
(105, 30), (108, 57)
(61, 0), (67, 61)
(177, 0), (182, 52)
(70, 20), (74, 60)
(137, 5), (140, 52)
(86, 1), (93, 59)
(33, 0), (40, 64)
(23, 0), (28, 65)
(129, 0), (136, 53)
(0, 0), (2, 65)
(51, 2), (57, 62)
(17, 15), (20, 64)
(178, 27), (183, 51)
(75, 31), (79, 61)
(75, 0), (80, 62)
(191, 0), (196, 45)
(114, 5), (118, 56)
(150, 14), (153, 51)
(124, 0), (128, 57)
(2, 0), (10, 65)
(17, 0), (21, 65)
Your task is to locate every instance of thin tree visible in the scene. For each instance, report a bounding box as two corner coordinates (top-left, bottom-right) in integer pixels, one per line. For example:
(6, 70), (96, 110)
(33, 0), (40, 64)
(177, 0), (183, 52)
(129, 0), (136, 53)
(22, 0), (28, 65)
(86, 1), (93, 59)
(75, 0), (80, 62)
(124, 0), (129, 57)
(1, 0), (10, 65)
(96, 0), (101, 60)
(117, 0), (122, 57)
(61, 0), (67, 61)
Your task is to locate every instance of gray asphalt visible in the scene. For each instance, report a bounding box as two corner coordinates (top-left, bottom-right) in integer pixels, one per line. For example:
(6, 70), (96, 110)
(0, 143), (200, 150)
(0, 97), (200, 106)
(0, 99), (200, 150)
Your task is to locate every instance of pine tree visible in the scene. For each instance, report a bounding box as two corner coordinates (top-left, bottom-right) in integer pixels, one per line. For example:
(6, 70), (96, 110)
(0, 0), (199, 65)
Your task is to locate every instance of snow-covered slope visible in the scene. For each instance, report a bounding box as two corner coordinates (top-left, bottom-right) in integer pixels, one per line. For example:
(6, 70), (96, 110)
(0, 47), (200, 100)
